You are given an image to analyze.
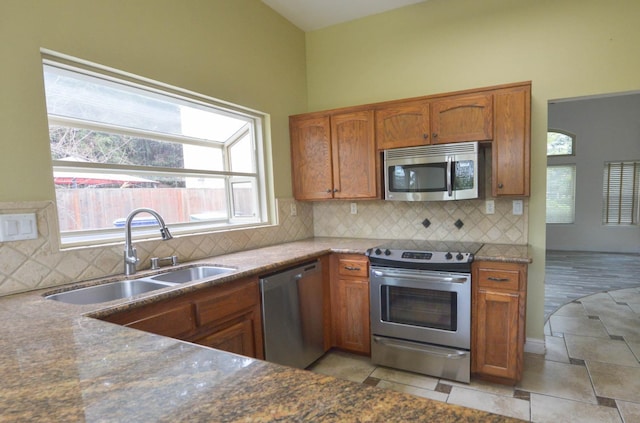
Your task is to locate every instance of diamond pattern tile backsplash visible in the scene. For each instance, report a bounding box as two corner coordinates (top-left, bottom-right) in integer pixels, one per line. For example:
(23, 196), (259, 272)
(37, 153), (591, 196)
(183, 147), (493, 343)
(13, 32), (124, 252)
(0, 196), (527, 296)
(313, 198), (528, 244)
(0, 198), (313, 296)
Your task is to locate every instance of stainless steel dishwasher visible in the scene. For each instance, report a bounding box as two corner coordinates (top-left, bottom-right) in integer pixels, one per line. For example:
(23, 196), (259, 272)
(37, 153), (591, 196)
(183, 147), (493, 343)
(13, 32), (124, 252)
(260, 260), (324, 369)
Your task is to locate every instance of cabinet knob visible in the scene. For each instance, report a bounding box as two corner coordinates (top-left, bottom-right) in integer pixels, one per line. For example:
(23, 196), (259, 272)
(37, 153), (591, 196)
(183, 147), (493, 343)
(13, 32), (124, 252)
(326, 189), (332, 193)
(333, 188), (339, 193)
(498, 183), (504, 189)
(432, 133), (438, 138)
(423, 133), (428, 139)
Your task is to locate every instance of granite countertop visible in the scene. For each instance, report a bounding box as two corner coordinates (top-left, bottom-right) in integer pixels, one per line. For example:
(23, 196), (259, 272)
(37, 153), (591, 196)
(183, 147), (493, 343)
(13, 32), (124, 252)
(0, 237), (529, 422)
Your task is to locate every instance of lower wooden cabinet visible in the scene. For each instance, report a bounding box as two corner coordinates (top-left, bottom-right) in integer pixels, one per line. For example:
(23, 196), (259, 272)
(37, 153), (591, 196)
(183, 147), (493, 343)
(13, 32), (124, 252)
(471, 261), (527, 384)
(330, 254), (370, 354)
(101, 276), (264, 360)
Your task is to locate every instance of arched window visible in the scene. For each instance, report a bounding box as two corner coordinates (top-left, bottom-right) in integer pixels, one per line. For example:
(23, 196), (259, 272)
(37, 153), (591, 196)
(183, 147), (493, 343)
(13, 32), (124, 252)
(547, 130), (575, 156)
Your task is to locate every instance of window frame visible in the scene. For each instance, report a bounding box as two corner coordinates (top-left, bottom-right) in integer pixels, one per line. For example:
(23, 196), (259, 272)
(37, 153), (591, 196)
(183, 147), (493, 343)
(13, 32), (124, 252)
(42, 50), (274, 248)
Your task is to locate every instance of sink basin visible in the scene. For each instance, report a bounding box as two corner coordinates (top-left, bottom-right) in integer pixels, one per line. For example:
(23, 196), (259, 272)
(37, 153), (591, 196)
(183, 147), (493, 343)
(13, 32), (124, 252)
(45, 279), (175, 305)
(149, 265), (234, 284)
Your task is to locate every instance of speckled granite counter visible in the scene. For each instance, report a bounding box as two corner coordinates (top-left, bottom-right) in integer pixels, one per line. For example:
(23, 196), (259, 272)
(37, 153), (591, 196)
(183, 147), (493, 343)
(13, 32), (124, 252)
(475, 243), (532, 264)
(0, 237), (528, 422)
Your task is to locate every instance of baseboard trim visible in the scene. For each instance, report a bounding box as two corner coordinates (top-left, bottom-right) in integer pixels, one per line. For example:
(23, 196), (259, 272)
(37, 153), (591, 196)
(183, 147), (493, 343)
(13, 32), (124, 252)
(524, 337), (546, 355)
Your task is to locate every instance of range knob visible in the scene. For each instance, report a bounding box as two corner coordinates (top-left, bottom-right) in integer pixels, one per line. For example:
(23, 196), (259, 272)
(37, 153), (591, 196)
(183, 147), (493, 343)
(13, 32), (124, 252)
(384, 249), (392, 256)
(445, 252), (453, 260)
(375, 248), (382, 255)
(456, 252), (464, 261)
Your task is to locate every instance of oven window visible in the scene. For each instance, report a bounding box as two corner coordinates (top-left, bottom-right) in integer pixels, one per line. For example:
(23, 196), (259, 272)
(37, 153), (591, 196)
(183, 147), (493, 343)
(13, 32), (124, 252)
(381, 285), (457, 331)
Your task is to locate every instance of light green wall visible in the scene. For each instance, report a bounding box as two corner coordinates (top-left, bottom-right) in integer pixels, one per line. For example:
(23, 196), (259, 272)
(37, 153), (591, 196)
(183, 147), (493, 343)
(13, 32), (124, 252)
(305, 0), (640, 341)
(0, 0), (306, 201)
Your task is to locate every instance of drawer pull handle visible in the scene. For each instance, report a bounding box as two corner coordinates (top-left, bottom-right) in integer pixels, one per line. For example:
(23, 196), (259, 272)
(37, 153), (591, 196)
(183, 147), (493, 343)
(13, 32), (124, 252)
(487, 277), (510, 282)
(344, 266), (361, 271)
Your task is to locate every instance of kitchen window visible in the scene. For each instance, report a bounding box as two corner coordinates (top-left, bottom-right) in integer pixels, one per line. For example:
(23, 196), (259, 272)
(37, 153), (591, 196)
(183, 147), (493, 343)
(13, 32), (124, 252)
(42, 51), (272, 247)
(602, 161), (639, 225)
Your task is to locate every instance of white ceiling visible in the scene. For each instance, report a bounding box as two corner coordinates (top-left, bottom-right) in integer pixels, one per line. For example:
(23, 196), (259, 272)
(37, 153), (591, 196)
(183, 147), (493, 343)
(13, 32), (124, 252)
(262, 0), (427, 32)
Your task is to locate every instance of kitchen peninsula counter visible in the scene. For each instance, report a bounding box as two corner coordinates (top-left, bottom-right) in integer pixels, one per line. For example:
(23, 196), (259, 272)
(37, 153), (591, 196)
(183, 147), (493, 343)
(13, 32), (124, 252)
(0, 238), (528, 422)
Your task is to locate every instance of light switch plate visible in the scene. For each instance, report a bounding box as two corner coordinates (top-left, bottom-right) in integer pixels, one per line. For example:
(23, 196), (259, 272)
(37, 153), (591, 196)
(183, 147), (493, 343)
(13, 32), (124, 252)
(290, 203), (297, 216)
(485, 200), (495, 214)
(512, 200), (524, 216)
(0, 213), (38, 242)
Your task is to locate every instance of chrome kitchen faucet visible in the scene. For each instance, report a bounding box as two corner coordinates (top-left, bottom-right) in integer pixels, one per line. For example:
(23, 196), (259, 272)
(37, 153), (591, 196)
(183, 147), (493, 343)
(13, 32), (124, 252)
(123, 208), (173, 276)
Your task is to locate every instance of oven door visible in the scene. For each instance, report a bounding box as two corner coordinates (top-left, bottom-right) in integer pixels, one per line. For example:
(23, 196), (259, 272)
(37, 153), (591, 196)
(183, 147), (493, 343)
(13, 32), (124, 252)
(370, 266), (471, 350)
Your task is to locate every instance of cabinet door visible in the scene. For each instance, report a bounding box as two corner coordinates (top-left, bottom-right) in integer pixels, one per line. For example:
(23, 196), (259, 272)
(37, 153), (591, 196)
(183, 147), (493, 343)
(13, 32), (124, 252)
(332, 278), (370, 354)
(375, 101), (430, 149)
(492, 85), (531, 196)
(331, 110), (378, 199)
(431, 93), (493, 144)
(290, 115), (333, 200)
(474, 289), (520, 380)
(111, 303), (196, 339)
(193, 316), (257, 358)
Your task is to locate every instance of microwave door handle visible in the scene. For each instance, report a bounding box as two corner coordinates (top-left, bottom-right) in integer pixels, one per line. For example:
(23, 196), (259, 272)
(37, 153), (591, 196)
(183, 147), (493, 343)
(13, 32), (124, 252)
(446, 156), (453, 197)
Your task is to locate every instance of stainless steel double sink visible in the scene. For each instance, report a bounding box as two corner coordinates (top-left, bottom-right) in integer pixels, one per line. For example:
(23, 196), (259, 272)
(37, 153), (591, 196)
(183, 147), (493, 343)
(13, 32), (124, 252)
(45, 265), (234, 305)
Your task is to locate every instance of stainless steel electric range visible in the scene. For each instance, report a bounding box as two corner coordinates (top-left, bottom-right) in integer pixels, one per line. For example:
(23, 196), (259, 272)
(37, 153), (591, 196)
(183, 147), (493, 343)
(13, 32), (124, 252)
(366, 240), (483, 383)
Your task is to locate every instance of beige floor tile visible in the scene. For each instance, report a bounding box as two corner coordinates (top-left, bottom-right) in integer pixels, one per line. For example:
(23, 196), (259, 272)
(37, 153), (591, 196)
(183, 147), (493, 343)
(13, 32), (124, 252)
(582, 301), (636, 320)
(587, 361), (640, 403)
(608, 287), (640, 303)
(447, 377), (515, 397)
(543, 335), (570, 363)
(565, 334), (639, 367)
(530, 394), (622, 423)
(307, 351), (375, 383)
(553, 301), (587, 317)
(617, 400), (640, 423)
(549, 315), (610, 338)
(628, 340), (640, 361)
(447, 386), (530, 421)
(370, 366), (439, 390)
(376, 380), (448, 402)
(518, 355), (597, 404)
(579, 292), (617, 304)
(599, 314), (640, 342)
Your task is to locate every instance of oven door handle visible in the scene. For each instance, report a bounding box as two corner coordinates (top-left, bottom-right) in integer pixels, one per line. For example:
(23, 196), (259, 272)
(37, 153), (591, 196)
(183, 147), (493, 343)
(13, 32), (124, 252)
(372, 270), (468, 284)
(373, 336), (469, 359)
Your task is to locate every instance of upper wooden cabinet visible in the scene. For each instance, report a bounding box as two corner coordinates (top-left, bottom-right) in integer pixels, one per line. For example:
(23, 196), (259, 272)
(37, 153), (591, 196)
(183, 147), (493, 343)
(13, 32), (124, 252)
(290, 109), (378, 201)
(375, 101), (430, 149)
(289, 115), (333, 200)
(291, 81), (531, 198)
(492, 85), (531, 197)
(430, 93), (493, 144)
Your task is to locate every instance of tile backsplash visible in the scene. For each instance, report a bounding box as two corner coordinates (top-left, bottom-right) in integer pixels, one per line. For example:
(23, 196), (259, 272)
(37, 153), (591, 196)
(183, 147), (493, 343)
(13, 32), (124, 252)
(0, 198), (313, 296)
(313, 198), (528, 244)
(0, 195), (527, 297)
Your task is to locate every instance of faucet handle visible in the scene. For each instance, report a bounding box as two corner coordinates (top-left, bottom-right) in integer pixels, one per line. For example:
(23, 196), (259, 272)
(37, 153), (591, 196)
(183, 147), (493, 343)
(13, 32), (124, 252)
(150, 255), (178, 270)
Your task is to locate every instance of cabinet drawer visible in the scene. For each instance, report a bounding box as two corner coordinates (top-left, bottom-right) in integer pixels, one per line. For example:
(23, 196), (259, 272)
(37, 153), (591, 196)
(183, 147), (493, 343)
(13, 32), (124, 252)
(196, 280), (259, 327)
(126, 303), (196, 338)
(337, 257), (368, 278)
(477, 266), (522, 291)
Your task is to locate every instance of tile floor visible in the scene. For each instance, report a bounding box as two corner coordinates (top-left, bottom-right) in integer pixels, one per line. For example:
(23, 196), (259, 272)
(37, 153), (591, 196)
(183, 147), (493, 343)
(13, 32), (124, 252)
(309, 286), (640, 422)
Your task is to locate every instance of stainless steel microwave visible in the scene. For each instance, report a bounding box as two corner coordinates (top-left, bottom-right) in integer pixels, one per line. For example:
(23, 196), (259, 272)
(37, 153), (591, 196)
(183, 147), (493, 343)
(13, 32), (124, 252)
(384, 142), (483, 201)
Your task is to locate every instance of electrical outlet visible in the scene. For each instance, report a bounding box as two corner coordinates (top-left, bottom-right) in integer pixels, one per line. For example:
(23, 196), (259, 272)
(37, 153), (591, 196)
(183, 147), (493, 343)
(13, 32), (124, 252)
(290, 203), (297, 216)
(512, 200), (523, 215)
(485, 200), (495, 214)
(350, 203), (357, 214)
